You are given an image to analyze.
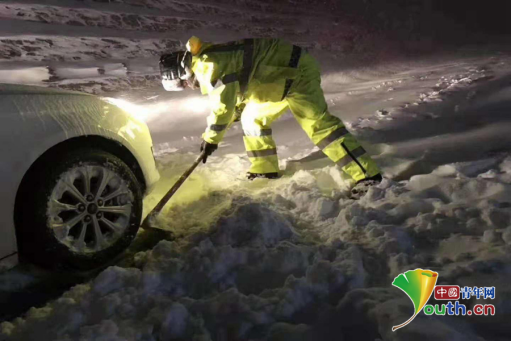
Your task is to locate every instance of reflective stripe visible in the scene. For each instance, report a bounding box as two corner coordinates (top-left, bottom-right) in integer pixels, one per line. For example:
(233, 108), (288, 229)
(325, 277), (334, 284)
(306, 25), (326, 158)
(239, 39), (254, 94)
(209, 124), (228, 132)
(201, 40), (253, 95)
(247, 148), (277, 157)
(281, 45), (302, 100)
(337, 146), (366, 168)
(222, 72), (238, 84)
(343, 144), (366, 174)
(243, 128), (273, 137)
(316, 127), (349, 149)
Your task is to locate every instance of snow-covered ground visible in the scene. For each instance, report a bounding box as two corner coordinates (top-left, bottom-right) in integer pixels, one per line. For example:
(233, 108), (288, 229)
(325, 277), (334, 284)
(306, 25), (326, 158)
(2, 52), (510, 340)
(0, 0), (510, 340)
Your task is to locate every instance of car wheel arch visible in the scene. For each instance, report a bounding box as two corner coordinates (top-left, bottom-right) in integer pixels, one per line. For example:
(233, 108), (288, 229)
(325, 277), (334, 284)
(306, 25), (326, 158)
(14, 135), (147, 238)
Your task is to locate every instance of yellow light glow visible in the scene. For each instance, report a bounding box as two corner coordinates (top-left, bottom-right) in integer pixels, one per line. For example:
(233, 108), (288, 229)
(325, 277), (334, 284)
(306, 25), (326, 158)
(104, 98), (149, 122)
(104, 96), (210, 125)
(181, 97), (210, 113)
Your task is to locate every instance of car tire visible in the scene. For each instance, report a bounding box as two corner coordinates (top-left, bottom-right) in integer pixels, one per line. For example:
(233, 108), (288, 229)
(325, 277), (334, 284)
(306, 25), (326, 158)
(15, 148), (143, 270)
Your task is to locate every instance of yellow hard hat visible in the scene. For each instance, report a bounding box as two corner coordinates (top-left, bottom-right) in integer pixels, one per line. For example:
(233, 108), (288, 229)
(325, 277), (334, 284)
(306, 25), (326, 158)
(186, 36), (203, 56)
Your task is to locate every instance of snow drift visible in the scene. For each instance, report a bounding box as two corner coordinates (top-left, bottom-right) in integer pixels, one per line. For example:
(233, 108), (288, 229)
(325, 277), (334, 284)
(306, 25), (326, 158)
(1, 149), (509, 340)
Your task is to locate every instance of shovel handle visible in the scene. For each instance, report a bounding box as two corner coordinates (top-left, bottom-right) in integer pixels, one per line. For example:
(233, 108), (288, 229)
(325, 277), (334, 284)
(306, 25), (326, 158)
(141, 150), (206, 228)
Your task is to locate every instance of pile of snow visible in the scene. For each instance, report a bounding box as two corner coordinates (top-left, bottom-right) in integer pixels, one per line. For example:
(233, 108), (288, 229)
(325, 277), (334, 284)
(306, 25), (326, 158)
(2, 150), (509, 340)
(0, 67), (49, 84)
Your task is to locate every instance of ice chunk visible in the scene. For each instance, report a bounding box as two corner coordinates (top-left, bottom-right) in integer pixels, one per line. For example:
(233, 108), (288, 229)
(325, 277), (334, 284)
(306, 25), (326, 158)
(408, 173), (447, 192)
(92, 267), (141, 296)
(499, 156), (511, 174)
(160, 303), (188, 340)
(312, 197), (337, 219)
(482, 230), (501, 243)
(210, 203), (295, 248)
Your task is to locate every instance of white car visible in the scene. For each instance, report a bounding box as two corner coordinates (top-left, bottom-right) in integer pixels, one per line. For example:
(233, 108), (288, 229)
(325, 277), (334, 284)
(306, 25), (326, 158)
(0, 84), (160, 270)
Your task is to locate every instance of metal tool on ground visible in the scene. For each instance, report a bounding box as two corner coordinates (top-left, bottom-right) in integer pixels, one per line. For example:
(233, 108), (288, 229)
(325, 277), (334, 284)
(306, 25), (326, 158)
(141, 150), (206, 229)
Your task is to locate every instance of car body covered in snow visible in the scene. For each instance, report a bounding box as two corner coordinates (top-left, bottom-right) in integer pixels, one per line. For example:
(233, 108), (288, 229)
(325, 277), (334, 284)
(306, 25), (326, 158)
(0, 84), (160, 270)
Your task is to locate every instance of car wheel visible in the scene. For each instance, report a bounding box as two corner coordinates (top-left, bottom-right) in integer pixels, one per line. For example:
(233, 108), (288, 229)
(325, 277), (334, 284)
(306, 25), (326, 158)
(16, 149), (143, 270)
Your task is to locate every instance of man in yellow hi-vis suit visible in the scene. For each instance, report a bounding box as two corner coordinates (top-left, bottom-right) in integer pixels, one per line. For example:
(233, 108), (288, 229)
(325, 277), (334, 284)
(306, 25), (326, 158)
(160, 36), (382, 195)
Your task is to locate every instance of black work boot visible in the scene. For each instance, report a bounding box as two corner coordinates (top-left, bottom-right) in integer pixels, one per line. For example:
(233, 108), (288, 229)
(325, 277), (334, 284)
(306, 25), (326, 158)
(246, 172), (280, 181)
(349, 174), (383, 200)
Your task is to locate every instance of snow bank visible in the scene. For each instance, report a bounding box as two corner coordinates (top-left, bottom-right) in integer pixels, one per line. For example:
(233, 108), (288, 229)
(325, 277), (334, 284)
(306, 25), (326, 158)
(2, 150), (509, 340)
(0, 68), (49, 85)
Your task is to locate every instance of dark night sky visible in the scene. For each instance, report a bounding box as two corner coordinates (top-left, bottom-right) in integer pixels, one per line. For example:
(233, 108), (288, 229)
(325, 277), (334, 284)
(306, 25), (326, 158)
(311, 0), (510, 39)
(431, 0), (510, 35)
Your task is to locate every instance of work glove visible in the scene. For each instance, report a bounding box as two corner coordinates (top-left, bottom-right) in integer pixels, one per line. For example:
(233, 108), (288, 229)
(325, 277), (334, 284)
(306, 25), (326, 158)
(200, 140), (218, 164)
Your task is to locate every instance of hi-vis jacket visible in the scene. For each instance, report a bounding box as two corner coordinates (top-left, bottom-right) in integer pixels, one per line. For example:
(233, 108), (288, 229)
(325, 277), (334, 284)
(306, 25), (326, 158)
(188, 37), (300, 144)
(187, 36), (381, 182)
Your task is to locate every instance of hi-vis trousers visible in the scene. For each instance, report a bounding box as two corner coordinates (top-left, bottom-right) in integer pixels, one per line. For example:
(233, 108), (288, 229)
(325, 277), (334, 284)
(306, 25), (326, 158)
(241, 53), (380, 182)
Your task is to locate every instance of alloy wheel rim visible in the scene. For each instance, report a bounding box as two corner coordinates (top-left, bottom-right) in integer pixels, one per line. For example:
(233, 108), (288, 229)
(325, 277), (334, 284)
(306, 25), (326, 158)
(47, 164), (134, 254)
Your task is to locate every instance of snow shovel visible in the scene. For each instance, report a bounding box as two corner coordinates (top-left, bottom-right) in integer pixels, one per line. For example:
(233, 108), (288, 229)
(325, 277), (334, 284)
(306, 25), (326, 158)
(141, 150), (206, 229)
